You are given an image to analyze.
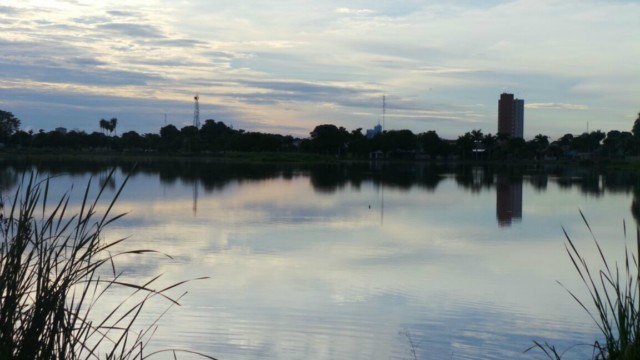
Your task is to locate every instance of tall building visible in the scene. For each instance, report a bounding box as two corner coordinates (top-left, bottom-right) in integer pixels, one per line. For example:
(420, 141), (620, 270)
(498, 93), (524, 138)
(366, 123), (382, 139)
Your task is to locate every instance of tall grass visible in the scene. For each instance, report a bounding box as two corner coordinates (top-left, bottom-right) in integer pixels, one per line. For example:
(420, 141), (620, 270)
(0, 171), (213, 359)
(529, 211), (640, 359)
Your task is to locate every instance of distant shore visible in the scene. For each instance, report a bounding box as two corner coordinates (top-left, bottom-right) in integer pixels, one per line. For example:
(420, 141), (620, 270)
(2, 148), (640, 171)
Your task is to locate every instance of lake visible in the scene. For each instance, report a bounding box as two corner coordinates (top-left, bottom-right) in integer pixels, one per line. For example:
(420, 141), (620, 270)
(2, 159), (638, 359)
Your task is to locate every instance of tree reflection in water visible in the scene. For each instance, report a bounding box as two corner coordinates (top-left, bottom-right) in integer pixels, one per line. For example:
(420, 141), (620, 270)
(1, 158), (640, 225)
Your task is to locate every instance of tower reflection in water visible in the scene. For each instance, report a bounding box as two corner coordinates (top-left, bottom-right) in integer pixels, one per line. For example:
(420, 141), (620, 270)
(496, 176), (523, 227)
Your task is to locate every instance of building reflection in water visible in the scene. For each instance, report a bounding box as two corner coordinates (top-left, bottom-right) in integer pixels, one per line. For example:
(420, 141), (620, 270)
(496, 176), (523, 227)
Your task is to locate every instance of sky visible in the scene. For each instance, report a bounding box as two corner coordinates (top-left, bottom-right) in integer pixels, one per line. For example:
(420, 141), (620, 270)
(0, 0), (638, 139)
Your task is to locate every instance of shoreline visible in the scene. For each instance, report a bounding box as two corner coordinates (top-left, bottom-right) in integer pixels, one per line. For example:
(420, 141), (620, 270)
(3, 148), (638, 169)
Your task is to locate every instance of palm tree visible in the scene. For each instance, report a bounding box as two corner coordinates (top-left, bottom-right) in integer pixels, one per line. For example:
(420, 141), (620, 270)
(470, 129), (484, 160)
(482, 133), (497, 159)
(534, 134), (549, 147)
(99, 118), (108, 134)
(109, 118), (118, 136)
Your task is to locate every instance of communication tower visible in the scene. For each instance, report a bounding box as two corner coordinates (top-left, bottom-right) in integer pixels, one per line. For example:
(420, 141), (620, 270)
(382, 95), (386, 131)
(193, 95), (200, 129)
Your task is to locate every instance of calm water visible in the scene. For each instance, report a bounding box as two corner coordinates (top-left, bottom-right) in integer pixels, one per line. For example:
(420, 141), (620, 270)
(2, 160), (639, 359)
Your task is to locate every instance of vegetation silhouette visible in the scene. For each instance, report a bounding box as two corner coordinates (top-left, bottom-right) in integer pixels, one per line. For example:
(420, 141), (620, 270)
(529, 213), (640, 359)
(0, 170), (214, 359)
(1, 109), (639, 162)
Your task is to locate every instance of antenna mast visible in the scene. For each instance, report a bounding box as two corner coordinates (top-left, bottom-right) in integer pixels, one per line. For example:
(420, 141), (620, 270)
(382, 95), (386, 132)
(193, 94), (200, 129)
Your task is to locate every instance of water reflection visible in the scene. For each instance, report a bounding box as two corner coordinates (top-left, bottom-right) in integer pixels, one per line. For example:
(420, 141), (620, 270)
(2, 159), (640, 226)
(496, 176), (523, 227)
(193, 178), (199, 215)
(2, 158), (639, 359)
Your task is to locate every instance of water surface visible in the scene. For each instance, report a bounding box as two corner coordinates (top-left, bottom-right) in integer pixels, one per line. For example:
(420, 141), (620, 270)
(2, 160), (637, 359)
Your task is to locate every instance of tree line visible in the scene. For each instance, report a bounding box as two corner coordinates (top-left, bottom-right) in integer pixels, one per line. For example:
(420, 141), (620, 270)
(1, 109), (640, 161)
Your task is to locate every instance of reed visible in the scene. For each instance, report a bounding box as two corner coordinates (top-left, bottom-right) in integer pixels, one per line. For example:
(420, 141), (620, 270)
(0, 171), (213, 359)
(529, 211), (640, 359)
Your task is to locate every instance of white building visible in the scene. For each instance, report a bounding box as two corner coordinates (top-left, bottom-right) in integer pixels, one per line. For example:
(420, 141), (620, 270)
(366, 124), (382, 139)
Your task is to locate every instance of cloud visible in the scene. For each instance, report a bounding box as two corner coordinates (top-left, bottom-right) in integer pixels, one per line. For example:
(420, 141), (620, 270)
(70, 57), (108, 66)
(0, 62), (161, 86)
(0, 5), (21, 15)
(335, 8), (376, 15)
(386, 110), (484, 123)
(97, 22), (165, 39)
(149, 38), (208, 47)
(413, 66), (481, 75)
(179, 79), (383, 111)
(526, 103), (590, 111)
(106, 10), (141, 18)
(242, 80), (376, 97)
(72, 15), (109, 25)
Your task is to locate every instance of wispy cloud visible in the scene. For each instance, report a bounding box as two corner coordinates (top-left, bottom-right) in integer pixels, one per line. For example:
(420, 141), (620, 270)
(0, 5), (21, 15)
(97, 22), (166, 38)
(335, 8), (376, 15)
(526, 103), (590, 110)
(106, 10), (141, 18)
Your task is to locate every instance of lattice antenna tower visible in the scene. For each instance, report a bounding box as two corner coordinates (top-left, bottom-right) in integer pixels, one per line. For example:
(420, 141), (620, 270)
(193, 94), (200, 129)
(382, 94), (386, 131)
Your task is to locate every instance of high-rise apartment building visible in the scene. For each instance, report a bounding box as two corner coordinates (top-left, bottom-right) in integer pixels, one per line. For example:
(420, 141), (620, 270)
(498, 93), (524, 138)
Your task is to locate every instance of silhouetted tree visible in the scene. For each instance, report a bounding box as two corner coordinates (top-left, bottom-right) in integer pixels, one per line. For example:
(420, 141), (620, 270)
(559, 133), (574, 147)
(502, 137), (528, 159)
(109, 117), (118, 136)
(456, 132), (475, 160)
(229, 132), (288, 152)
(571, 131), (604, 154)
(528, 134), (549, 159)
(470, 129), (484, 160)
(9, 130), (31, 148)
(370, 130), (417, 155)
(180, 125), (198, 138)
(99, 119), (109, 134)
(0, 110), (21, 142)
(64, 130), (89, 150)
(142, 133), (161, 150)
(160, 124), (181, 151)
(632, 112), (640, 155)
(31, 130), (65, 148)
(121, 130), (142, 149)
(390, 129), (417, 152)
(200, 119), (234, 150)
(180, 125), (200, 152)
(603, 130), (634, 157)
(346, 128), (369, 157)
(470, 129), (483, 142)
(482, 133), (497, 159)
(632, 112), (640, 138)
(309, 124), (349, 155)
(533, 134), (549, 148)
(419, 130), (445, 158)
(87, 132), (109, 149)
